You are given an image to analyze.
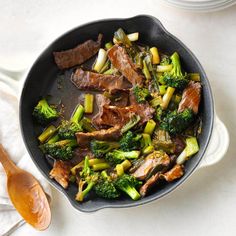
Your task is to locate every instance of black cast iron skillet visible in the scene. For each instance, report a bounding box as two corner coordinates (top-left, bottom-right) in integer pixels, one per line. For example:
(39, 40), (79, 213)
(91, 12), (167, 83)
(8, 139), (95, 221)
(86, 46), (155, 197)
(20, 15), (214, 212)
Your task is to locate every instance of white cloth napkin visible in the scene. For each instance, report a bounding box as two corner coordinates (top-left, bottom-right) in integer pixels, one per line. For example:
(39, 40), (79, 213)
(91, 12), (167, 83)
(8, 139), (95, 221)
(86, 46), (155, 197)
(0, 79), (51, 236)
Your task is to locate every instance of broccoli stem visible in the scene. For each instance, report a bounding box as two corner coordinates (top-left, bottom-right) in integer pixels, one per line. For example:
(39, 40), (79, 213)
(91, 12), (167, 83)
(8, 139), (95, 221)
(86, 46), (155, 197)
(38, 125), (57, 143)
(101, 170), (109, 179)
(156, 65), (173, 72)
(120, 160), (132, 171)
(123, 186), (141, 201)
(92, 163), (110, 171)
(121, 115), (141, 134)
(141, 133), (152, 148)
(71, 105), (84, 124)
(77, 181), (95, 202)
(89, 158), (106, 166)
(143, 145), (154, 155)
(159, 85), (167, 95)
(116, 164), (124, 176)
(84, 94), (94, 114)
(144, 119), (156, 135)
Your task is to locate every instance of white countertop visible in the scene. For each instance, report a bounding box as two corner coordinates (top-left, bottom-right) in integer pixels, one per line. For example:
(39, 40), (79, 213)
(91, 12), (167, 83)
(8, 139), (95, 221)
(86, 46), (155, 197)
(0, 1), (235, 235)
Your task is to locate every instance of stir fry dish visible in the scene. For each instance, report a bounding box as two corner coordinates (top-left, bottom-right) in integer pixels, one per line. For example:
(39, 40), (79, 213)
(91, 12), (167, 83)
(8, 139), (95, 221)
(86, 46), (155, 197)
(33, 28), (202, 202)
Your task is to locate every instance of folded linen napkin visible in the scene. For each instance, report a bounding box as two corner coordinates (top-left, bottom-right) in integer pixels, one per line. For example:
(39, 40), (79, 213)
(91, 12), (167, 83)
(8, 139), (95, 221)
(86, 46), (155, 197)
(0, 78), (51, 236)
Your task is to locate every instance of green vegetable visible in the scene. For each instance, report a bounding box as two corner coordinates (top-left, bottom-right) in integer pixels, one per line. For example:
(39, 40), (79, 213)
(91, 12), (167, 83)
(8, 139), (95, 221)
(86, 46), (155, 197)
(105, 42), (113, 50)
(188, 73), (201, 82)
(159, 85), (167, 95)
(114, 174), (142, 200)
(90, 140), (120, 158)
(94, 170), (120, 199)
(150, 95), (162, 108)
(150, 47), (160, 64)
(84, 94), (94, 114)
(32, 98), (59, 125)
(113, 28), (132, 47)
(142, 60), (151, 80)
(121, 114), (141, 134)
(156, 65), (173, 72)
(133, 85), (150, 103)
(80, 117), (96, 132)
(92, 163), (110, 171)
(58, 104), (84, 139)
(76, 156), (99, 202)
(119, 131), (142, 151)
(176, 137), (199, 164)
(38, 125), (57, 143)
(144, 119), (156, 135)
(105, 150), (140, 165)
(162, 52), (189, 90)
(160, 109), (194, 135)
(41, 139), (77, 160)
(127, 32), (139, 42)
(160, 56), (171, 65)
(93, 48), (107, 72)
(161, 87), (175, 110)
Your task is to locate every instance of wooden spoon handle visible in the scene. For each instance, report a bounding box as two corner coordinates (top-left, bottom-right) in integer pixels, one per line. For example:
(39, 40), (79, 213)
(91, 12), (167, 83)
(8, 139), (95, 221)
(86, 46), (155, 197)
(0, 144), (19, 176)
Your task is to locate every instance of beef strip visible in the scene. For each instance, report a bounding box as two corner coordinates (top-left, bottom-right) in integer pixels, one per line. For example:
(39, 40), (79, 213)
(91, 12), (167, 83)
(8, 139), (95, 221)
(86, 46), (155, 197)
(75, 125), (121, 147)
(71, 68), (131, 92)
(107, 45), (143, 86)
(71, 147), (94, 165)
(53, 34), (102, 69)
(139, 173), (160, 197)
(49, 160), (72, 189)
(160, 164), (184, 182)
(178, 81), (201, 114)
(132, 151), (170, 180)
(92, 100), (154, 128)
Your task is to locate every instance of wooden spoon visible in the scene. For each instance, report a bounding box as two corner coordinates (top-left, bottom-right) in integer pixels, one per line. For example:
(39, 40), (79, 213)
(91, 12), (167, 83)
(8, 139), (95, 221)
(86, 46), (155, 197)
(0, 144), (51, 230)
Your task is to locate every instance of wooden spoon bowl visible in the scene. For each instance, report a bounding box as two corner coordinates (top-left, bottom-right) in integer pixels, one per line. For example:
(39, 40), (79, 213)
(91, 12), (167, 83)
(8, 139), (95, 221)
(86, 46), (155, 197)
(0, 144), (51, 230)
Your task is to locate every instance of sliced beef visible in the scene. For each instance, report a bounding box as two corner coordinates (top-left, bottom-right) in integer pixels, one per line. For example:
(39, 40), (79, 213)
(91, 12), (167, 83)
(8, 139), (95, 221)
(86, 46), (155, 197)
(92, 102), (154, 128)
(53, 34), (102, 69)
(108, 90), (130, 107)
(71, 148), (94, 165)
(107, 45), (143, 86)
(172, 136), (186, 154)
(49, 160), (72, 189)
(160, 164), (184, 182)
(139, 173), (160, 197)
(132, 151), (170, 180)
(178, 81), (201, 114)
(71, 68), (131, 92)
(75, 125), (121, 147)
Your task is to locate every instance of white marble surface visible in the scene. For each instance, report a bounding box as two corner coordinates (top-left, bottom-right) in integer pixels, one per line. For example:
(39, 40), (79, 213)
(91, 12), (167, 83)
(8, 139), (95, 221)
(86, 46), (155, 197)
(0, 1), (235, 235)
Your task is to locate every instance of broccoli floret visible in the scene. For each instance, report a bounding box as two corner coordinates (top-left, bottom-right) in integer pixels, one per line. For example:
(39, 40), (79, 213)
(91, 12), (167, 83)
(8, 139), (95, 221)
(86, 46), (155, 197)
(32, 98), (59, 125)
(42, 139), (77, 160)
(114, 174), (142, 200)
(163, 52), (189, 90)
(160, 108), (194, 135)
(58, 105), (84, 139)
(133, 85), (150, 103)
(90, 140), (120, 158)
(160, 56), (171, 65)
(76, 156), (99, 202)
(105, 150), (140, 165)
(94, 171), (120, 199)
(119, 131), (142, 151)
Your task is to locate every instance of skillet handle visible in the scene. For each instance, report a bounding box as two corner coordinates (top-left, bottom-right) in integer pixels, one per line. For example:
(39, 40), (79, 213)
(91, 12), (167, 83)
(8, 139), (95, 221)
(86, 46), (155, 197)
(199, 115), (229, 168)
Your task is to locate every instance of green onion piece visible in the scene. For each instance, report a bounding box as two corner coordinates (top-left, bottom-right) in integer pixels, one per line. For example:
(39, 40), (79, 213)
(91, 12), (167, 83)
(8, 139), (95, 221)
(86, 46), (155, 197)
(38, 125), (57, 143)
(150, 96), (162, 108)
(84, 94), (94, 114)
(188, 73), (201, 81)
(142, 60), (151, 80)
(156, 65), (173, 72)
(103, 68), (117, 75)
(116, 164), (124, 176)
(161, 87), (175, 110)
(47, 134), (60, 144)
(159, 85), (167, 95)
(141, 133), (152, 149)
(143, 145), (154, 155)
(120, 160), (132, 171)
(93, 48), (107, 72)
(92, 163), (110, 171)
(105, 42), (113, 50)
(144, 119), (156, 135)
(127, 32), (139, 42)
(150, 47), (160, 64)
(89, 158), (106, 166)
(80, 117), (96, 132)
(99, 60), (110, 74)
